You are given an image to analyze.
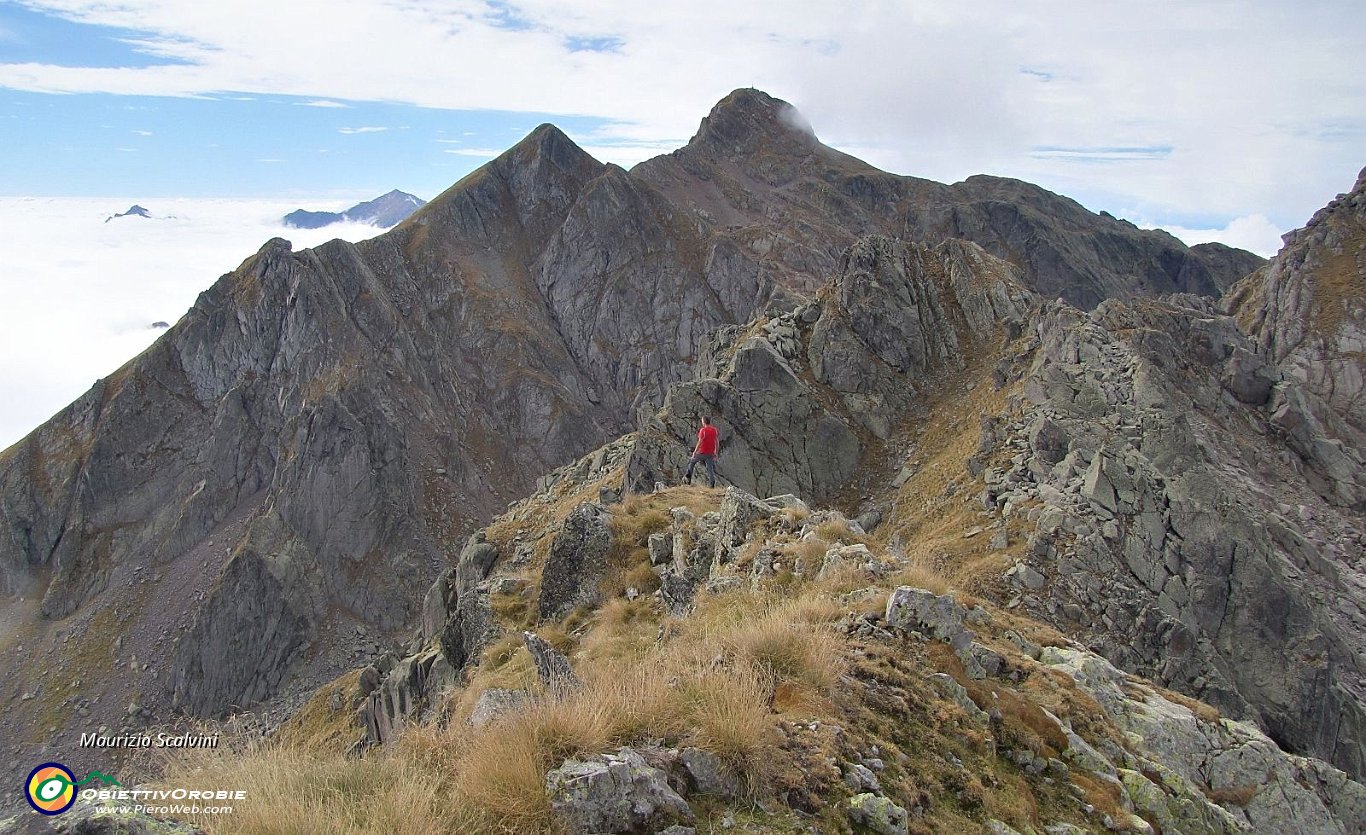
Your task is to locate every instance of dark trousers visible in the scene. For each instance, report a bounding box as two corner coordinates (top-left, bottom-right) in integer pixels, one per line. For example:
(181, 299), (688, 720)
(685, 453), (716, 487)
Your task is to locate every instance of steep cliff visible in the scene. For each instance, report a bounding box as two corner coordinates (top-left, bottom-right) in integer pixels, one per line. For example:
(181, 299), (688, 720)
(1225, 166), (1366, 454)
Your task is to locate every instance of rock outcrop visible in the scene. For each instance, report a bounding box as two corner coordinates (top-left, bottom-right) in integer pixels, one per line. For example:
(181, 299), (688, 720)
(544, 747), (695, 834)
(624, 235), (1033, 500)
(1225, 165), (1366, 452)
(975, 284), (1366, 777)
(105, 204), (153, 223)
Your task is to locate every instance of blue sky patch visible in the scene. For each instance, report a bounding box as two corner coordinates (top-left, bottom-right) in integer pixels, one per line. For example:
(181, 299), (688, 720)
(0, 89), (615, 198)
(0, 4), (192, 69)
(565, 35), (624, 54)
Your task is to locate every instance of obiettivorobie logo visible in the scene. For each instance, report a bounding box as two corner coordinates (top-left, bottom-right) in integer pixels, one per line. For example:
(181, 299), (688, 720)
(25, 762), (121, 815)
(25, 761), (246, 818)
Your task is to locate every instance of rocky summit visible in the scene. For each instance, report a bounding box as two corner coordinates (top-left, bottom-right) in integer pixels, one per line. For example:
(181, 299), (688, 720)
(0, 90), (1360, 833)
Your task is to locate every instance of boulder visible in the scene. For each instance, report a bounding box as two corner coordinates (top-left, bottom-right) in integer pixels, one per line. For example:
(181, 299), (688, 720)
(469, 688), (530, 728)
(438, 585), (497, 671)
(713, 488), (777, 564)
(847, 792), (910, 835)
(884, 586), (967, 642)
(545, 747), (694, 834)
(538, 502), (613, 622)
(454, 533), (500, 596)
(677, 747), (742, 799)
(522, 631), (582, 697)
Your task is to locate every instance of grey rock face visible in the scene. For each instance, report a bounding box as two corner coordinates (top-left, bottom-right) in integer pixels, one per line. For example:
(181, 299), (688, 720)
(713, 488), (776, 564)
(437, 584), (497, 672)
(884, 586), (968, 642)
(885, 586), (999, 680)
(357, 648), (443, 746)
(637, 89), (1259, 311)
(624, 236), (1034, 500)
(170, 527), (311, 716)
(454, 533), (500, 597)
(537, 502), (613, 622)
(1042, 646), (1366, 834)
(677, 747), (742, 799)
(544, 747), (694, 834)
(988, 283), (1366, 778)
(1225, 166), (1366, 455)
(468, 687), (530, 728)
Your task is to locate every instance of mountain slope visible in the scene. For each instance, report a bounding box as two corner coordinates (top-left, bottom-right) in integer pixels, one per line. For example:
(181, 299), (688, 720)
(208, 225), (1362, 834)
(0, 90), (1266, 786)
(635, 89), (1262, 309)
(617, 173), (1366, 778)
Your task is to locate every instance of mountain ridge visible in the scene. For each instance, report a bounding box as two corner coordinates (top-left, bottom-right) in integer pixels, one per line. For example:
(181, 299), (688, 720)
(0, 90), (1298, 815)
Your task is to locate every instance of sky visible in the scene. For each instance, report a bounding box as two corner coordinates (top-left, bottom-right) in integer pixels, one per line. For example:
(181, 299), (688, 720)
(0, 0), (1363, 449)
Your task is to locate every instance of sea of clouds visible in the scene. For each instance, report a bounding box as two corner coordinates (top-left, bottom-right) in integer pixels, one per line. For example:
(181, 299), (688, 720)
(0, 197), (385, 451)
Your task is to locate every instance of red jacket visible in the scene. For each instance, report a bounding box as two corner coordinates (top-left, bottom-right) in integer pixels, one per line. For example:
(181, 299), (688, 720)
(695, 424), (718, 456)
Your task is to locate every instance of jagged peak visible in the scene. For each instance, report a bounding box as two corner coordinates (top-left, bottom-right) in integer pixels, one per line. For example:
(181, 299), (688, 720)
(500, 122), (599, 171)
(687, 87), (819, 156)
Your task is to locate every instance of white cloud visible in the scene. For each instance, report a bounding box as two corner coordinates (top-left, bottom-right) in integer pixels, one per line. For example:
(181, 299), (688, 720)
(298, 99), (349, 108)
(1151, 214), (1287, 259)
(441, 147), (502, 157)
(0, 197), (391, 451)
(0, 1), (1358, 230)
(132, 128), (153, 136)
(337, 126), (387, 134)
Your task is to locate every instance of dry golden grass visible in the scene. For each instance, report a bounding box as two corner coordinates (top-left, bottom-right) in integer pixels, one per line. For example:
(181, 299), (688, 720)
(814, 518), (869, 546)
(617, 485), (718, 519)
(579, 597), (660, 664)
(1205, 783), (1260, 807)
(489, 590), (534, 629)
(418, 658), (777, 833)
(890, 560), (952, 596)
(680, 590), (846, 698)
(273, 669), (365, 753)
(160, 573), (855, 833)
(1154, 685), (1223, 724)
(153, 443), (1160, 835)
(1310, 223), (1365, 337)
(161, 744), (455, 835)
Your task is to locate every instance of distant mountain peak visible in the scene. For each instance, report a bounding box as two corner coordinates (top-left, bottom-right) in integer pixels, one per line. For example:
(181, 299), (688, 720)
(282, 190), (426, 230)
(105, 204), (152, 223)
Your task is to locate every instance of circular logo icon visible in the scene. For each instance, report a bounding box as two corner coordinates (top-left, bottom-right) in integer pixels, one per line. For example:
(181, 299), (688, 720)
(26, 762), (77, 815)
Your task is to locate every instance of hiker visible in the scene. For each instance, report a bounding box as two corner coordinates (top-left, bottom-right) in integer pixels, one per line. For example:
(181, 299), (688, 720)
(684, 416), (719, 488)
